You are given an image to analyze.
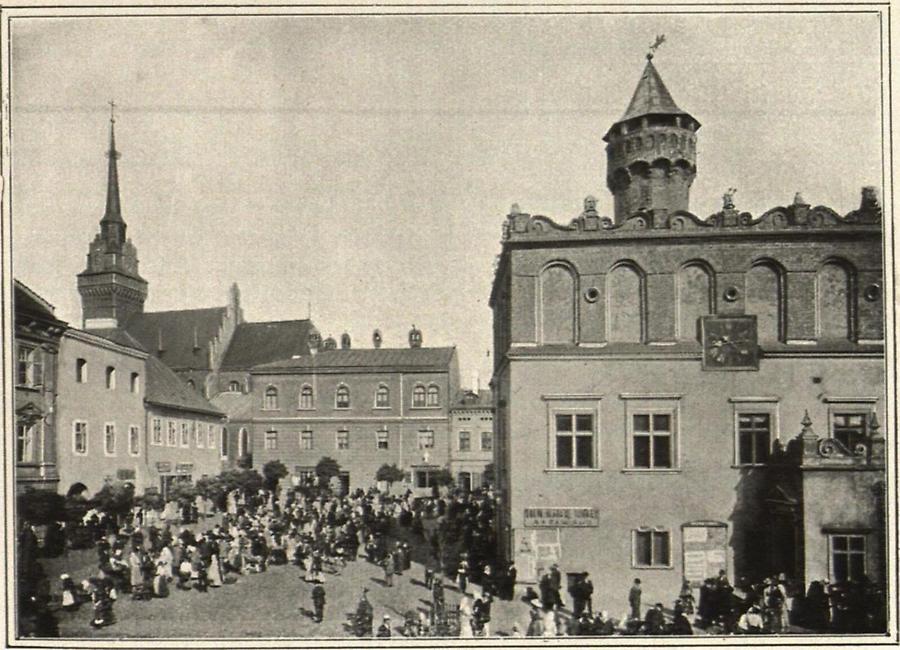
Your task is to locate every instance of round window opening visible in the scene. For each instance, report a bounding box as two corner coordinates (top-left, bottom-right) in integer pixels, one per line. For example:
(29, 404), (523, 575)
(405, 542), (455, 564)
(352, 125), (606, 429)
(584, 287), (600, 303)
(864, 283), (881, 302)
(723, 286), (740, 303)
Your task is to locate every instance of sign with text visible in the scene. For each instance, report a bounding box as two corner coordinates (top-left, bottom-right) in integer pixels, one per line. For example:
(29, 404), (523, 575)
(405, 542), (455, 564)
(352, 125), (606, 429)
(116, 468), (136, 480)
(175, 463), (194, 474)
(156, 462), (172, 473)
(524, 507), (599, 528)
(682, 521), (728, 587)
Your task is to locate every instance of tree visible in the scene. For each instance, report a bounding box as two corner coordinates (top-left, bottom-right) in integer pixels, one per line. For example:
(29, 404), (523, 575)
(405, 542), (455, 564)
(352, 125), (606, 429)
(17, 488), (66, 526)
(375, 463), (405, 486)
(430, 468), (454, 487)
(91, 482), (135, 521)
(262, 459), (289, 491)
(315, 456), (341, 482)
(237, 453), (253, 469)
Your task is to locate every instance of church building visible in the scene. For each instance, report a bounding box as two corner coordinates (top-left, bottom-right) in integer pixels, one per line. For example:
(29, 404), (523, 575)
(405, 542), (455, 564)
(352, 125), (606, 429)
(490, 53), (885, 612)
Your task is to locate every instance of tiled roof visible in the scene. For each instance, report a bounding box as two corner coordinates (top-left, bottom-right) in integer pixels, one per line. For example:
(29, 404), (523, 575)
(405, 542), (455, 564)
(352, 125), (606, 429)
(209, 391), (254, 420)
(87, 327), (147, 352)
(620, 58), (688, 123)
(14, 279), (60, 319)
(124, 307), (227, 370)
(452, 389), (493, 409)
(145, 355), (223, 416)
(253, 347), (456, 372)
(220, 320), (313, 370)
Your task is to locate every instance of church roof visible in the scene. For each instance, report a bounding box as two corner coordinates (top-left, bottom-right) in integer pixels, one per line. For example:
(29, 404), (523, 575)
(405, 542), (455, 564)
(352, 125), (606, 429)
(14, 279), (60, 320)
(85, 327), (147, 352)
(209, 391), (254, 420)
(145, 355), (223, 416)
(124, 307), (228, 371)
(253, 347), (457, 373)
(620, 58), (689, 123)
(220, 320), (314, 371)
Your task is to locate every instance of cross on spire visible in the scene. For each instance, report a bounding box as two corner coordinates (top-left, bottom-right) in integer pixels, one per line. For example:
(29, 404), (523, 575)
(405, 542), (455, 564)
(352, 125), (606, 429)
(109, 99), (117, 124)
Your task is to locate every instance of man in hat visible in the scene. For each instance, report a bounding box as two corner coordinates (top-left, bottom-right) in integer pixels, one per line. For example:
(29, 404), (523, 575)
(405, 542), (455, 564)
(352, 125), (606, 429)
(311, 582), (326, 623)
(628, 578), (642, 621)
(377, 614), (392, 637)
(644, 602), (666, 634)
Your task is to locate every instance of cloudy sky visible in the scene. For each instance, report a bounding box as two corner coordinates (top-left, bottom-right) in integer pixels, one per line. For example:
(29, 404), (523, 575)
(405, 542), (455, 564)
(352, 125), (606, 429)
(10, 10), (883, 385)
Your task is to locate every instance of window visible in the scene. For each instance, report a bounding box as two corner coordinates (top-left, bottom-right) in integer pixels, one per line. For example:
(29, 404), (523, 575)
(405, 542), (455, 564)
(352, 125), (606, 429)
(151, 418), (162, 445)
(128, 425), (140, 456)
(105, 366), (116, 390)
(336, 385), (350, 409)
(375, 385), (390, 408)
(412, 385), (426, 408)
(830, 534), (866, 582)
(17, 346), (43, 387)
(264, 386), (279, 410)
(16, 422), (37, 463)
(130, 372), (140, 393)
(633, 529), (671, 568)
(299, 385), (314, 409)
(832, 413), (867, 453)
(76, 358), (87, 383)
(207, 424), (215, 449)
(481, 431), (493, 452)
(180, 421), (189, 447)
(376, 428), (389, 450)
(628, 411), (675, 469)
(737, 413), (771, 465)
(187, 379), (196, 390)
(300, 429), (314, 450)
(265, 429), (278, 451)
(220, 427), (228, 458)
(167, 421), (177, 446)
(554, 413), (595, 468)
(417, 429), (434, 450)
(336, 428), (349, 450)
(196, 421), (204, 448)
(104, 423), (116, 456)
(459, 431), (471, 452)
(229, 381), (241, 392)
(427, 385), (440, 407)
(73, 421), (88, 455)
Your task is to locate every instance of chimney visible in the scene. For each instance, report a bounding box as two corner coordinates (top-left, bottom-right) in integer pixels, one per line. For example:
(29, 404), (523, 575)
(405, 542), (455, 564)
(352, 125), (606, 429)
(409, 325), (422, 349)
(373, 329), (382, 349)
(157, 327), (165, 355)
(341, 332), (351, 350)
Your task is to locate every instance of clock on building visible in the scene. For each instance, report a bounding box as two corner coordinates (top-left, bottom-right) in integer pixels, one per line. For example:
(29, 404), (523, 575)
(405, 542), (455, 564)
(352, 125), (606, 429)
(701, 315), (759, 371)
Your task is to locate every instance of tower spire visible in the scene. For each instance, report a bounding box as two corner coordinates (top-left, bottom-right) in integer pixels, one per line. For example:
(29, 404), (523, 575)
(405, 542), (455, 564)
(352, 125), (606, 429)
(102, 100), (123, 225)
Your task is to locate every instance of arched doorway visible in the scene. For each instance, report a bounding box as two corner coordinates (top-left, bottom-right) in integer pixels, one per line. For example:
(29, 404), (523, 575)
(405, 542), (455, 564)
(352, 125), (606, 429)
(238, 427), (249, 458)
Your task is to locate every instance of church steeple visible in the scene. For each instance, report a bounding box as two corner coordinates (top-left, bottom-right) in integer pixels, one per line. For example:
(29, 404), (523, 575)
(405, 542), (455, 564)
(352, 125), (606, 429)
(604, 46), (701, 224)
(77, 104), (148, 330)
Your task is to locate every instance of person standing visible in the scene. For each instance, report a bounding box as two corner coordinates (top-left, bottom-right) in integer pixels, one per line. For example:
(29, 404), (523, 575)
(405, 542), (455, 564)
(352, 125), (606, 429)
(311, 583), (326, 623)
(355, 588), (374, 637)
(628, 578), (642, 621)
(457, 554), (469, 593)
(582, 573), (594, 616)
(377, 615), (392, 638)
(383, 551), (395, 587)
(549, 564), (563, 609)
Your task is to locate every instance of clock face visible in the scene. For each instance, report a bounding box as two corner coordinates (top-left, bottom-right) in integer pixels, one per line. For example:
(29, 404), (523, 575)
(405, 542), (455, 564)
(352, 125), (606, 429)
(701, 316), (759, 371)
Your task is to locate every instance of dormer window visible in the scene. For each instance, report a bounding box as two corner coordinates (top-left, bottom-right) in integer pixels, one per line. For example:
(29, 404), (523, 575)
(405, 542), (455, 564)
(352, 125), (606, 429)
(229, 381), (241, 393)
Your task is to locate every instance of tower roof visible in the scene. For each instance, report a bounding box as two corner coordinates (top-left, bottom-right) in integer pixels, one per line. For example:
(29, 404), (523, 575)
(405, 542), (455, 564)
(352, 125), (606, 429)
(102, 108), (123, 224)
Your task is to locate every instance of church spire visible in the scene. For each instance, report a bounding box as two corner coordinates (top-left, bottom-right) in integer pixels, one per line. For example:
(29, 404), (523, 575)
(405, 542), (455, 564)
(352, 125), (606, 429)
(102, 100), (124, 226)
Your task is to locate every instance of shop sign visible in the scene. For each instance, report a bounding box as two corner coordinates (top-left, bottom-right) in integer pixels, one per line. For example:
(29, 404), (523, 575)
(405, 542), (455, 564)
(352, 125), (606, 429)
(116, 469), (136, 480)
(524, 507), (599, 528)
(175, 463), (194, 474)
(156, 462), (172, 473)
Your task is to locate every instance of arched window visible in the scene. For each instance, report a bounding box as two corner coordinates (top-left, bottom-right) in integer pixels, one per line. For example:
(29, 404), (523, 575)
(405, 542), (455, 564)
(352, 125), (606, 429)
(427, 385), (440, 407)
(299, 384), (314, 409)
(264, 386), (279, 410)
(375, 384), (390, 408)
(336, 385), (350, 409)
(607, 262), (644, 343)
(747, 261), (785, 342)
(221, 427), (229, 458)
(677, 263), (713, 342)
(540, 263), (576, 344)
(76, 358), (87, 383)
(238, 427), (249, 457)
(228, 381), (241, 392)
(105, 366), (116, 390)
(817, 260), (855, 340)
(412, 384), (427, 408)
(187, 379), (195, 391)
(130, 372), (140, 393)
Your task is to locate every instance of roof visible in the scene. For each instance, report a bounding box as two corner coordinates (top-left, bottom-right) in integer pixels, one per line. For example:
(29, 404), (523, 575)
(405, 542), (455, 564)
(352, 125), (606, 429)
(145, 355), (223, 416)
(86, 327), (147, 353)
(209, 391), (254, 420)
(616, 58), (693, 125)
(220, 320), (313, 370)
(253, 347), (457, 373)
(124, 307), (227, 370)
(452, 389), (493, 409)
(14, 279), (59, 319)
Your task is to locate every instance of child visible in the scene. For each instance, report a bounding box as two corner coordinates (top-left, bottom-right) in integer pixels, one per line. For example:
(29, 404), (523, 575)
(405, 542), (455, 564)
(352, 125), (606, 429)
(153, 562), (170, 598)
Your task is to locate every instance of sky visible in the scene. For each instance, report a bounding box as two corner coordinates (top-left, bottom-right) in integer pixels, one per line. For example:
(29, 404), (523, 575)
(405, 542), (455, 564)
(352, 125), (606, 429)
(10, 11), (883, 386)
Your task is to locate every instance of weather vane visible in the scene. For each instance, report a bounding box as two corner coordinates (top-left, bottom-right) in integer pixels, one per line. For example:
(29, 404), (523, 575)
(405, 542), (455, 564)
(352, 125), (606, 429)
(647, 34), (666, 60)
(109, 99), (117, 123)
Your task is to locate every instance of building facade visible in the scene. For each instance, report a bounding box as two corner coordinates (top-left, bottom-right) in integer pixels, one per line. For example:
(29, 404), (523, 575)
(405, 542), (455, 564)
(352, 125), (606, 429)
(56, 328), (148, 496)
(490, 55), (885, 612)
(448, 389), (494, 490)
(247, 328), (460, 493)
(14, 281), (68, 494)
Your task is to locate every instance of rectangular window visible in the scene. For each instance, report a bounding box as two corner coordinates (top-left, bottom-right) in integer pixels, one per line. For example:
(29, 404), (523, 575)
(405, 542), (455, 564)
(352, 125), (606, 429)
(300, 429), (314, 450)
(481, 431), (493, 452)
(128, 425), (140, 456)
(459, 431), (471, 452)
(417, 429), (434, 450)
(264, 430), (278, 451)
(151, 418), (162, 445)
(633, 529), (671, 567)
(196, 421), (204, 448)
(376, 428), (389, 450)
(207, 424), (215, 449)
(17, 346), (42, 387)
(832, 413), (867, 452)
(336, 429), (349, 450)
(631, 413), (673, 468)
(180, 422), (189, 447)
(737, 413), (771, 465)
(73, 421), (88, 455)
(554, 413), (594, 468)
(167, 421), (177, 446)
(16, 423), (36, 463)
(830, 534), (866, 582)
(104, 423), (116, 456)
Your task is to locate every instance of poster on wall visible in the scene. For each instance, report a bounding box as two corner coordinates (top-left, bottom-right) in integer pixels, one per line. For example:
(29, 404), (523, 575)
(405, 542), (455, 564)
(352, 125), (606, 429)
(682, 521), (728, 587)
(515, 528), (562, 582)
